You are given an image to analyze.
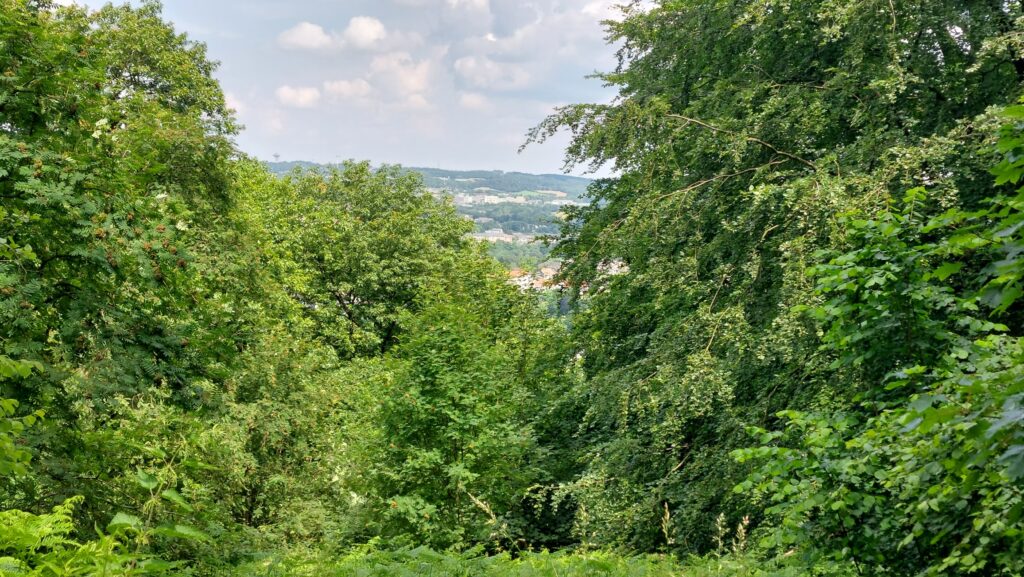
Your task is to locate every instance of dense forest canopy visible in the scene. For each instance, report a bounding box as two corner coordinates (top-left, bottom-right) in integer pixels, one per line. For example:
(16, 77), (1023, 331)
(1, 0), (1023, 576)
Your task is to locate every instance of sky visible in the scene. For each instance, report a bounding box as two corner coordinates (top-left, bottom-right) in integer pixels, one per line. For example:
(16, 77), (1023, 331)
(73, 0), (627, 174)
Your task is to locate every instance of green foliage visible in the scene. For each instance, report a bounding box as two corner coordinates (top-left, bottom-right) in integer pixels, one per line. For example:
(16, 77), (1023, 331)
(3, 2), (578, 566)
(6, 0), (1024, 575)
(0, 0), (235, 419)
(805, 188), (981, 377)
(0, 2), (309, 572)
(220, 547), (687, 577)
(735, 110), (1024, 575)
(0, 484), (204, 576)
(216, 545), (856, 577)
(363, 302), (534, 547)
(0, 360), (202, 576)
(335, 255), (576, 549)
(240, 162), (471, 358)
(0, 360), (42, 477)
(525, 0), (1024, 555)
(462, 202), (563, 235)
(1, 497), (158, 577)
(487, 241), (552, 270)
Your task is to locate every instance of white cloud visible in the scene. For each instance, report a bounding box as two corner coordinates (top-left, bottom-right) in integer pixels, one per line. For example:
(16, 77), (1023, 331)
(224, 92), (246, 115)
(371, 52), (433, 97)
(403, 94), (431, 110)
(463, 4), (613, 61)
(458, 91), (491, 111)
(278, 22), (333, 50)
(217, 0), (622, 172)
(581, 0), (619, 20)
(324, 78), (373, 100)
(277, 17), (408, 52)
(275, 85), (322, 108)
(447, 0), (489, 9)
(389, 0), (488, 7)
(454, 55), (530, 90)
(342, 16), (388, 50)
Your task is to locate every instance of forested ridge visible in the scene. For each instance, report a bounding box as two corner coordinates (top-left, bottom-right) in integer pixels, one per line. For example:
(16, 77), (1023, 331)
(266, 163), (593, 199)
(2, 1), (1024, 576)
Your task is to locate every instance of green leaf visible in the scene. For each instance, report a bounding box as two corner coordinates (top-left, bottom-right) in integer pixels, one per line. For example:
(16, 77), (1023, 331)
(0, 557), (27, 574)
(136, 470), (158, 490)
(107, 512), (143, 532)
(1004, 105), (1024, 119)
(995, 285), (1023, 314)
(930, 262), (963, 281)
(160, 488), (193, 511)
(153, 523), (209, 542)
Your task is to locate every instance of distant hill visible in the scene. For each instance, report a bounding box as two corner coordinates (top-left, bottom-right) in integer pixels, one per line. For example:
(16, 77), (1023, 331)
(410, 167), (592, 199)
(265, 162), (593, 199)
(265, 160), (322, 174)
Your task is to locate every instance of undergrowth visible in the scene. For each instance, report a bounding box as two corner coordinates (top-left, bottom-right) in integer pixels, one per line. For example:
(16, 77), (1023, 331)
(219, 547), (852, 577)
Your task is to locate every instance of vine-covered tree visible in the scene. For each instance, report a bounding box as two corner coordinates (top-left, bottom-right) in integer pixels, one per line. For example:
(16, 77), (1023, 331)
(527, 0), (1024, 556)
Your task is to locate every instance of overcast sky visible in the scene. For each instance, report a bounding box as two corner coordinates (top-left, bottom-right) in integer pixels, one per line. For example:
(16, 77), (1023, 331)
(85, 1), (626, 174)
